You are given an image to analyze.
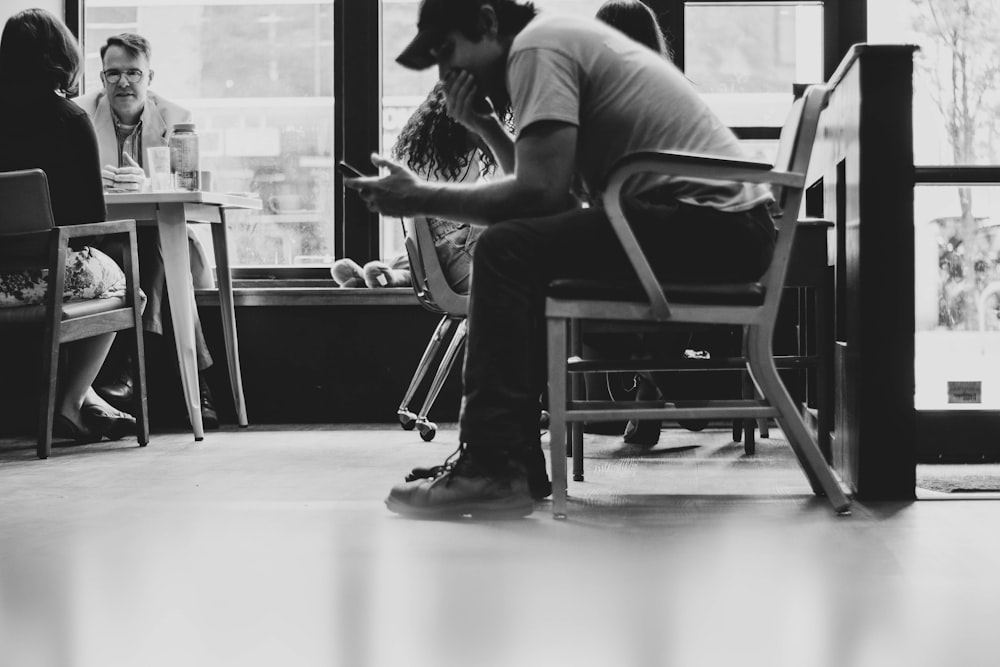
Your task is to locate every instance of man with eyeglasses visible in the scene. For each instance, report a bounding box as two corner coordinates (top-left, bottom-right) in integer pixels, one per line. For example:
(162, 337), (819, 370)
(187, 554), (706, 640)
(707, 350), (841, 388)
(75, 32), (220, 429)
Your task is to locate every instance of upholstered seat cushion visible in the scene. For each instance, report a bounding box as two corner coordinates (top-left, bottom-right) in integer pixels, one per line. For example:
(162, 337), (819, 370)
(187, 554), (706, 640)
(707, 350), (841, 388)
(547, 279), (766, 306)
(0, 296), (129, 325)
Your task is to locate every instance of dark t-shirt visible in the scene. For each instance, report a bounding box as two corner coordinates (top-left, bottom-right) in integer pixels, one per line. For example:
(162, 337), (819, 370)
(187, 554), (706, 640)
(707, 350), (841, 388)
(0, 91), (106, 226)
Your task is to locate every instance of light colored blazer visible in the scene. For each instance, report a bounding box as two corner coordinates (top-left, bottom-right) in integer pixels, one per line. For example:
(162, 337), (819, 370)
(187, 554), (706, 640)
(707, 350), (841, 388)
(74, 90), (193, 175)
(74, 90), (214, 293)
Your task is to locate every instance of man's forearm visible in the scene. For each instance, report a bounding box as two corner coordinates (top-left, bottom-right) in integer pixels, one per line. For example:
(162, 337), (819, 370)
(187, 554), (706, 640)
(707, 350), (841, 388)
(420, 175), (570, 225)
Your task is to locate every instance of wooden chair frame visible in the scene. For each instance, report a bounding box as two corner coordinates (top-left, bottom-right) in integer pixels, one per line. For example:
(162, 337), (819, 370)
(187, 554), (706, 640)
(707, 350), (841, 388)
(545, 85), (850, 516)
(0, 169), (148, 458)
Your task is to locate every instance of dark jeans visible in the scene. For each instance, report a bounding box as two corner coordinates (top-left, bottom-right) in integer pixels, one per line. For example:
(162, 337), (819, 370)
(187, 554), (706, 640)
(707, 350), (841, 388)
(458, 198), (775, 462)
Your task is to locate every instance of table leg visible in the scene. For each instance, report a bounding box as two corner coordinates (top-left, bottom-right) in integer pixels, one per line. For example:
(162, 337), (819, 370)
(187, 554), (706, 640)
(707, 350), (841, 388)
(158, 202), (204, 440)
(212, 210), (248, 427)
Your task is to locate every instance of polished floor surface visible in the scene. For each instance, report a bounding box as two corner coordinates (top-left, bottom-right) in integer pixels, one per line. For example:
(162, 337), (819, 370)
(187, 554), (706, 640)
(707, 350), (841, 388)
(2, 424), (999, 667)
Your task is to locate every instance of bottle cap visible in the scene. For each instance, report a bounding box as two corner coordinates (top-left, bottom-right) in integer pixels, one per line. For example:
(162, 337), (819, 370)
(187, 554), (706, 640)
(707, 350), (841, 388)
(173, 123), (196, 132)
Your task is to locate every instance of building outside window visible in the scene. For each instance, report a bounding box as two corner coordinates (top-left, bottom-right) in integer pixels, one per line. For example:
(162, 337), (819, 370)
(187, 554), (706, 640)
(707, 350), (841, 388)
(683, 1), (823, 163)
(870, 0), (1000, 410)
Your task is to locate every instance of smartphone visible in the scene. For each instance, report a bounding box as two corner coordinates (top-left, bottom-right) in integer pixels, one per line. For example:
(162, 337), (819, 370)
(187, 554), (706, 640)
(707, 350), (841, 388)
(337, 160), (366, 178)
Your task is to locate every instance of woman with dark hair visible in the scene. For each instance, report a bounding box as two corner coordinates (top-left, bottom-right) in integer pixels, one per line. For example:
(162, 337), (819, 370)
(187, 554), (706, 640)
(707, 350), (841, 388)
(332, 82), (500, 292)
(596, 0), (673, 60)
(0, 8), (137, 442)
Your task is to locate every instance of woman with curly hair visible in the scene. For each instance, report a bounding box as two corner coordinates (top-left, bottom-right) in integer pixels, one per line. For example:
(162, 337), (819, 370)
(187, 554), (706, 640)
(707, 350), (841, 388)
(0, 8), (138, 442)
(332, 82), (503, 292)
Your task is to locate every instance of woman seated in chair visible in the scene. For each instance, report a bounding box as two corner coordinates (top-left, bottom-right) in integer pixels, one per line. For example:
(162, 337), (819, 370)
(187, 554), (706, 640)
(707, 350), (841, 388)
(0, 8), (137, 441)
(332, 82), (502, 292)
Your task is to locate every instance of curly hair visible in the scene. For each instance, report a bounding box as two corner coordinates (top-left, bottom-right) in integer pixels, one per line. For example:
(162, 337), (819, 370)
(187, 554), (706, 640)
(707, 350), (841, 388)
(392, 82), (505, 181)
(0, 8), (81, 95)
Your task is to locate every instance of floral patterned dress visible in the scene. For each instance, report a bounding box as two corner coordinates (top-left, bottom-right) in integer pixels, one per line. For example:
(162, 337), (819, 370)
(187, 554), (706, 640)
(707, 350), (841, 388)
(0, 246), (126, 307)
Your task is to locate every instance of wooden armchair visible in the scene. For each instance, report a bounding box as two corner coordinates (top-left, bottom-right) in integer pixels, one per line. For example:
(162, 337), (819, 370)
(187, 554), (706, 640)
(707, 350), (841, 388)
(0, 169), (148, 458)
(545, 85), (850, 516)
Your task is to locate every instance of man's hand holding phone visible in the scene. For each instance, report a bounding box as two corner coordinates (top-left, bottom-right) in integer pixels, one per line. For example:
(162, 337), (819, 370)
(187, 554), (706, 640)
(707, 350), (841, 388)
(342, 153), (429, 218)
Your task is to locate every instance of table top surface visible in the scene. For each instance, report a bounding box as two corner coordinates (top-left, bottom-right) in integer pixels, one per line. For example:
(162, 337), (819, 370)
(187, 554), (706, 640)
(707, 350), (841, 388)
(105, 190), (262, 210)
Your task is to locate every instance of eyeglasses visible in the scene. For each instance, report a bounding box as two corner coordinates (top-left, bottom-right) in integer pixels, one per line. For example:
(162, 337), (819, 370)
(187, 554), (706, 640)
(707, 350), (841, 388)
(102, 69), (145, 84)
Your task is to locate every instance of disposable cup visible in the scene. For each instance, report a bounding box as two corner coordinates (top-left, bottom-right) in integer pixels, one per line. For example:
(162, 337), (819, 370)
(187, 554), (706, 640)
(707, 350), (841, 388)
(146, 147), (173, 192)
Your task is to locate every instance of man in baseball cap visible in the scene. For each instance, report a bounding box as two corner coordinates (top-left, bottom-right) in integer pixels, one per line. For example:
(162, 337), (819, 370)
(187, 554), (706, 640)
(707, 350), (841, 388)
(349, 0), (776, 520)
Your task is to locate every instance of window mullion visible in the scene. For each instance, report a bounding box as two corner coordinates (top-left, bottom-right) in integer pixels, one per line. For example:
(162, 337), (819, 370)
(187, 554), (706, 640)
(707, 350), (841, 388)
(336, 0), (381, 264)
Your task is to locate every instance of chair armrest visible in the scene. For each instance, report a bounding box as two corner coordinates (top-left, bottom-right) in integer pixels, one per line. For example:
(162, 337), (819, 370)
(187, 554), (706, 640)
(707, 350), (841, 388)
(600, 152), (804, 320)
(797, 217), (833, 229)
(59, 219), (137, 239)
(606, 151), (804, 189)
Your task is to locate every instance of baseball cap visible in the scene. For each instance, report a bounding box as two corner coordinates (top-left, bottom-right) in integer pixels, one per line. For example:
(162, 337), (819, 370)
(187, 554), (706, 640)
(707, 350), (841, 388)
(395, 0), (484, 70)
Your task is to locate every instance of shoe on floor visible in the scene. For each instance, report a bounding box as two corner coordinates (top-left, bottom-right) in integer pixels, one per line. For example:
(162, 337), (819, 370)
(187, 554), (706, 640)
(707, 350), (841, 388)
(406, 445), (551, 501)
(623, 371), (663, 446)
(94, 368), (134, 413)
(623, 418), (662, 445)
(52, 414), (99, 443)
(81, 404), (137, 440)
(388, 444), (534, 519)
(200, 379), (219, 430)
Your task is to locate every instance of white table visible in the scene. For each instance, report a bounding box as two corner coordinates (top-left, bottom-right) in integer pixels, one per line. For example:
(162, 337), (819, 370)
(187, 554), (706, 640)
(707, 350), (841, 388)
(105, 191), (261, 440)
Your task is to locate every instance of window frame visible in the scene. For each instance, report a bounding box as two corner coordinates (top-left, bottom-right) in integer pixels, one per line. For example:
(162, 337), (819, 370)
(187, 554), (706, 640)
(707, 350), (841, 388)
(66, 0), (866, 285)
(650, 0), (866, 141)
(67, 0), (381, 282)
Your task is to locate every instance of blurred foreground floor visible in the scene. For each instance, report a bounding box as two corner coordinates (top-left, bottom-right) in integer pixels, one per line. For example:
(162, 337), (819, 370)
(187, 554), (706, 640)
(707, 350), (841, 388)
(1, 424), (999, 667)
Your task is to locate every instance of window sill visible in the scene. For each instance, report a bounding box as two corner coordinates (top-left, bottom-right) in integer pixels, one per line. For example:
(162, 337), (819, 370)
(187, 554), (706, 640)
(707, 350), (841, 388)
(195, 286), (418, 307)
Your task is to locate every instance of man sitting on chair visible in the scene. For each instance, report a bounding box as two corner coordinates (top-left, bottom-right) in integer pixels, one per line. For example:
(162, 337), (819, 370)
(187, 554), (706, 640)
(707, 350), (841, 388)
(75, 32), (218, 428)
(349, 0), (776, 518)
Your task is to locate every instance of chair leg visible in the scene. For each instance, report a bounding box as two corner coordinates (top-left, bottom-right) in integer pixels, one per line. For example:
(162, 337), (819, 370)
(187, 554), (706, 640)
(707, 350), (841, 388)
(398, 315), (454, 429)
(746, 326), (850, 513)
(569, 319), (584, 482)
(547, 315), (569, 519)
(37, 326), (60, 459)
(740, 369), (757, 455)
(212, 215), (248, 427)
(132, 323), (149, 446)
(415, 319), (467, 424)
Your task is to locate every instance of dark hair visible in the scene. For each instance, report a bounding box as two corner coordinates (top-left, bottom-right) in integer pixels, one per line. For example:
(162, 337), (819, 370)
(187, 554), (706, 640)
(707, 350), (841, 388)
(392, 82), (498, 181)
(596, 0), (673, 61)
(100, 33), (152, 63)
(0, 8), (81, 95)
(479, 0), (537, 39)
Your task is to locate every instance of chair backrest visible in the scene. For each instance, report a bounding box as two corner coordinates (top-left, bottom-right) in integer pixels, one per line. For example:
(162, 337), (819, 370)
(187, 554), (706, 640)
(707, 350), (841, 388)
(402, 216), (469, 317)
(759, 84), (829, 314)
(0, 169), (56, 235)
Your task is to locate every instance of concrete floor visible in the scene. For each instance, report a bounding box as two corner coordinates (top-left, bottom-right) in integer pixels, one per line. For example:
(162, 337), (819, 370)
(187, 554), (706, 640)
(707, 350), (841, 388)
(2, 424), (999, 667)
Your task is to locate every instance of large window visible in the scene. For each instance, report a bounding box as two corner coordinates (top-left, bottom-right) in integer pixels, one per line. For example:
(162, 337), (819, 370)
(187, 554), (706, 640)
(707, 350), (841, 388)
(870, 0), (1000, 411)
(683, 1), (823, 163)
(77, 0), (853, 271)
(83, 0), (336, 268)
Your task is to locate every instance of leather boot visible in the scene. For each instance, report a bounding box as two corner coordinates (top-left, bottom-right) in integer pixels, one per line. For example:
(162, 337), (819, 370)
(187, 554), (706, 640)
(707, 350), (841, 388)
(95, 357), (135, 413)
(623, 372), (662, 445)
(200, 374), (219, 429)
